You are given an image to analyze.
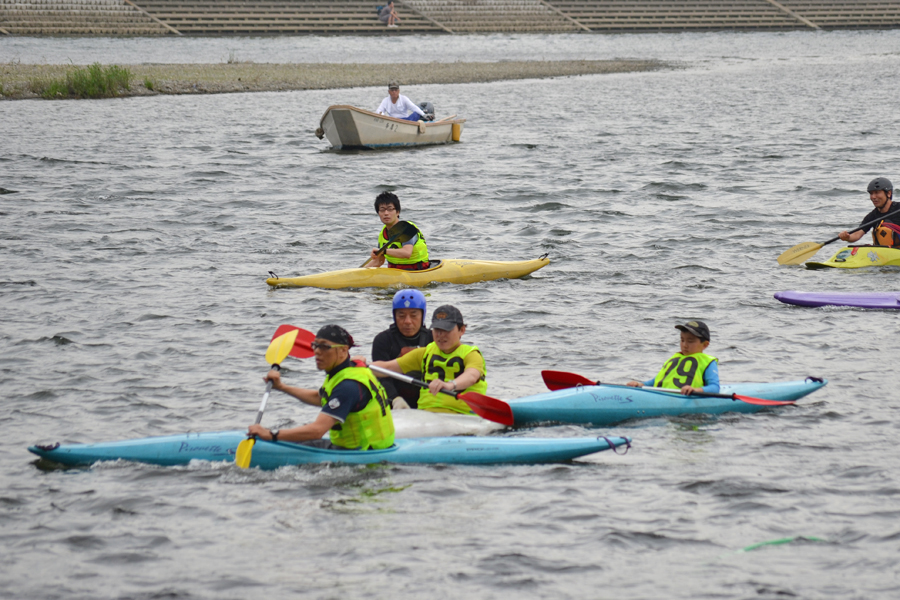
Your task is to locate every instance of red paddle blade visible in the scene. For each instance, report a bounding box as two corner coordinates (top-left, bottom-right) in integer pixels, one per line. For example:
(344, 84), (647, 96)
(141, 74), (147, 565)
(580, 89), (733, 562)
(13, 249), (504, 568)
(733, 395), (797, 406)
(541, 370), (597, 391)
(459, 392), (514, 427)
(270, 325), (315, 359)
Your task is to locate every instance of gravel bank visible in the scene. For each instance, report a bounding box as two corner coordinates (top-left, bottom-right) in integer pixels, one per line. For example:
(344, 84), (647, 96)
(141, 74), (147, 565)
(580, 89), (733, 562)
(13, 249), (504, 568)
(0, 60), (665, 99)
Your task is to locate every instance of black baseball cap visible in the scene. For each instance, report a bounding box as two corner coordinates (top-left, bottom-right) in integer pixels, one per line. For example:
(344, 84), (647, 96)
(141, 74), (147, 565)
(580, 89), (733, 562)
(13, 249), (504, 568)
(316, 324), (356, 347)
(430, 305), (464, 331)
(675, 320), (710, 342)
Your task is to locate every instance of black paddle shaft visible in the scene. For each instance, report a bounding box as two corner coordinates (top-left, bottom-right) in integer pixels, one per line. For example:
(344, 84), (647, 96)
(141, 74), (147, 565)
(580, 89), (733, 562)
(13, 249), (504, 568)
(823, 208), (900, 245)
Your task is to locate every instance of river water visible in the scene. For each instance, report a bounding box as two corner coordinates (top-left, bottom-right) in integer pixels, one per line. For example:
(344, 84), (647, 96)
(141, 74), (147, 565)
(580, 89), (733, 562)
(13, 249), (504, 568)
(2, 30), (900, 599)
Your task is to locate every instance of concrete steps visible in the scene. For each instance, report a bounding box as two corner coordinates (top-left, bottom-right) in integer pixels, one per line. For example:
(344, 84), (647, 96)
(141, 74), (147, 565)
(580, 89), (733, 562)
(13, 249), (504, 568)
(0, 0), (169, 35)
(2, 0), (900, 35)
(402, 0), (580, 32)
(131, 0), (443, 33)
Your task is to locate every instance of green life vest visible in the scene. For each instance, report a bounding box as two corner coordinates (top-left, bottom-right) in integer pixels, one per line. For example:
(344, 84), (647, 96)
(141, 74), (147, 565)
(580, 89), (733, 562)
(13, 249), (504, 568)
(378, 221), (429, 265)
(320, 366), (395, 450)
(417, 342), (487, 414)
(653, 352), (718, 390)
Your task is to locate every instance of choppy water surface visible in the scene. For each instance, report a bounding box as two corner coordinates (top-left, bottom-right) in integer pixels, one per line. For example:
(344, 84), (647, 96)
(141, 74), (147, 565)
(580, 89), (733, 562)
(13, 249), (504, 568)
(2, 31), (900, 600)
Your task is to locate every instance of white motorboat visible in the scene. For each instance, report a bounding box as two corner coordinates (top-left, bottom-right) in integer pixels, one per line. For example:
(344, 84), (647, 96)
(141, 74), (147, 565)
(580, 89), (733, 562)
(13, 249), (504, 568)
(315, 105), (465, 149)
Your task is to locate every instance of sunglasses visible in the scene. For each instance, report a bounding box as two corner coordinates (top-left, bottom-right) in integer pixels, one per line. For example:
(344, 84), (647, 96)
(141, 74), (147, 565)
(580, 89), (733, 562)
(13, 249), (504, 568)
(310, 341), (347, 351)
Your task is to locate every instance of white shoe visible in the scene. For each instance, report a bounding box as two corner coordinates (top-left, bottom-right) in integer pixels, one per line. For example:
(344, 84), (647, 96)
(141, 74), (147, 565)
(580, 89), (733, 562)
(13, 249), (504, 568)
(388, 23), (398, 27)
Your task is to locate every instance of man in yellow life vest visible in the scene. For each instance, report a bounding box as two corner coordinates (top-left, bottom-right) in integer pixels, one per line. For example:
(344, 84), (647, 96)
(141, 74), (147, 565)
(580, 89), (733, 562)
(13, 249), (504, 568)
(368, 191), (430, 271)
(367, 305), (487, 414)
(626, 320), (720, 395)
(247, 325), (394, 450)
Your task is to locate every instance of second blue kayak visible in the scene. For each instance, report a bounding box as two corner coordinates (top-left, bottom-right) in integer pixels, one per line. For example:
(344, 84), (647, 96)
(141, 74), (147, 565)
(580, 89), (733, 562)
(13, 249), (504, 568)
(507, 378), (827, 426)
(28, 431), (630, 469)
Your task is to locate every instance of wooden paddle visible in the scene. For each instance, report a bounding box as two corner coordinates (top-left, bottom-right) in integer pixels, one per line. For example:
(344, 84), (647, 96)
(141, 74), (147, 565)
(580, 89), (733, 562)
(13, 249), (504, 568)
(235, 327), (308, 469)
(359, 220), (418, 268)
(368, 364), (514, 426)
(777, 209), (900, 265)
(540, 370), (797, 406)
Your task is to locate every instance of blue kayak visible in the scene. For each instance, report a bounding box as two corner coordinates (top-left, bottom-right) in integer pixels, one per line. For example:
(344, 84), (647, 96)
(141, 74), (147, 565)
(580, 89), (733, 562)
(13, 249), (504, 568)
(28, 431), (631, 469)
(507, 378), (827, 427)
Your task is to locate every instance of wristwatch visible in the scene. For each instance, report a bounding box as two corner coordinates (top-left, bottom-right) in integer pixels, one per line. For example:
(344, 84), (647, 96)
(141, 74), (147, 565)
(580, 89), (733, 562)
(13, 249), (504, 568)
(269, 429), (279, 442)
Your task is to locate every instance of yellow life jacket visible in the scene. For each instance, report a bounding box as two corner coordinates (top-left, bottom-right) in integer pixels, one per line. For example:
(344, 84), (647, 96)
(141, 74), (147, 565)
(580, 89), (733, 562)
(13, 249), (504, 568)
(653, 352), (718, 390)
(417, 342), (487, 414)
(320, 366), (394, 450)
(378, 221), (429, 265)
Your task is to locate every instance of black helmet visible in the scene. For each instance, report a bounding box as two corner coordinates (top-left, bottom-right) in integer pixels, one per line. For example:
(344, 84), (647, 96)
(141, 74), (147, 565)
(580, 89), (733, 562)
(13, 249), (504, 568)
(867, 177), (893, 193)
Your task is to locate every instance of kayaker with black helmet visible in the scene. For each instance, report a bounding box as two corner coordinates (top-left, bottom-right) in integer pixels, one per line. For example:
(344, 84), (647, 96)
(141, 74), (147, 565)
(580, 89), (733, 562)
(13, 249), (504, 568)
(247, 325), (394, 450)
(626, 320), (720, 395)
(838, 177), (900, 247)
(366, 305), (487, 415)
(370, 289), (434, 410)
(368, 191), (430, 270)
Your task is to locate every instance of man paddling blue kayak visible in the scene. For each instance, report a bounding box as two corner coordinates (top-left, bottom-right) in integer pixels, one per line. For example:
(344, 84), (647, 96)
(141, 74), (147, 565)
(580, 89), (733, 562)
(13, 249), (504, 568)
(247, 325), (395, 450)
(627, 320), (720, 395)
(366, 305), (488, 415)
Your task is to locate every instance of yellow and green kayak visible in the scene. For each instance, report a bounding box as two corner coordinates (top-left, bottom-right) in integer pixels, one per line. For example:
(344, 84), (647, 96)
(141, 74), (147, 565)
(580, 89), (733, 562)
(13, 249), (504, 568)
(266, 256), (550, 289)
(806, 246), (900, 270)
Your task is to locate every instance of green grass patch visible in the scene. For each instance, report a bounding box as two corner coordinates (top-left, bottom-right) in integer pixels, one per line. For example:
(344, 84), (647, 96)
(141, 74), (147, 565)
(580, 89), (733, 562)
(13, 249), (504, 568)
(33, 63), (132, 99)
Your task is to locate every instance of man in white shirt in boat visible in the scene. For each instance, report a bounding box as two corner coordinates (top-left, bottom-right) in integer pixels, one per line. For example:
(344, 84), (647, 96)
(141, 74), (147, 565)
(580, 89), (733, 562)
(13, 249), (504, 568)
(376, 81), (429, 122)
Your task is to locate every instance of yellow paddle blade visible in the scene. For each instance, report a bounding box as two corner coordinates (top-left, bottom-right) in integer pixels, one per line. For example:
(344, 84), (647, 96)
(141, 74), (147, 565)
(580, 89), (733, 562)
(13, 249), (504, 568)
(265, 329), (299, 366)
(234, 438), (255, 469)
(777, 241), (824, 265)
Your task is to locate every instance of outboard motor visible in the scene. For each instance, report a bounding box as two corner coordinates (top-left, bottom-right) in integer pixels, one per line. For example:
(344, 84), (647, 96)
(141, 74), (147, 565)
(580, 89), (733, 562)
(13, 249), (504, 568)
(417, 101), (435, 121)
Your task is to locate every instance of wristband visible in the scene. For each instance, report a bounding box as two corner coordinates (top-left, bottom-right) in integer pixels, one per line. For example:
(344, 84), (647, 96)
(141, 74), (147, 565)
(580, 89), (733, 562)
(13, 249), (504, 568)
(270, 429), (279, 442)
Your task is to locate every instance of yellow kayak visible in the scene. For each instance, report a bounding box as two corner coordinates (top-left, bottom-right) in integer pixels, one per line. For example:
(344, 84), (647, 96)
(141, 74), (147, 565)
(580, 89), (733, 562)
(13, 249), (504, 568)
(266, 256), (550, 289)
(806, 245), (900, 269)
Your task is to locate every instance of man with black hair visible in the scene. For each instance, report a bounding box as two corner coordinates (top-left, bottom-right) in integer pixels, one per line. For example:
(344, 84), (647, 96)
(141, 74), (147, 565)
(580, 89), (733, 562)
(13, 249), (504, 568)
(368, 191), (430, 270)
(839, 177), (900, 247)
(247, 325), (394, 450)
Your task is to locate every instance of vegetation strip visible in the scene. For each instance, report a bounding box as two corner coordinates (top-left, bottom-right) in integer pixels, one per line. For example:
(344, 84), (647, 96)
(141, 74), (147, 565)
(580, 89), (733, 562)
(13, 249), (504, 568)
(1, 60), (664, 100)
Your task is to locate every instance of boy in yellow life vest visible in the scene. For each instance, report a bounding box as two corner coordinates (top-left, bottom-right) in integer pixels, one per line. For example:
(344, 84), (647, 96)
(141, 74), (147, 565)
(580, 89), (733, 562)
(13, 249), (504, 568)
(626, 320), (720, 395)
(247, 325), (394, 450)
(367, 305), (487, 414)
(368, 191), (430, 270)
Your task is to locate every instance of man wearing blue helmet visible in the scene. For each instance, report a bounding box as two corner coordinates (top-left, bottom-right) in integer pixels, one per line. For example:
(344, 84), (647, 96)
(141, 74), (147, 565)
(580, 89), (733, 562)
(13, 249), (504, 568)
(370, 289), (433, 409)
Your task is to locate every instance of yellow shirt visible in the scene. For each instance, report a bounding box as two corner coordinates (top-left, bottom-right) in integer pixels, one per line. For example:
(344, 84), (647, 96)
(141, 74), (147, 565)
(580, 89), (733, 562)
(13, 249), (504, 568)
(396, 345), (486, 379)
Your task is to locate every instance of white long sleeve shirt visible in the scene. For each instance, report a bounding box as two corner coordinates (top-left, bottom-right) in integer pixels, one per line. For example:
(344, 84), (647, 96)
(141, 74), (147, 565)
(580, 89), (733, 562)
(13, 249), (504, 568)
(376, 94), (426, 119)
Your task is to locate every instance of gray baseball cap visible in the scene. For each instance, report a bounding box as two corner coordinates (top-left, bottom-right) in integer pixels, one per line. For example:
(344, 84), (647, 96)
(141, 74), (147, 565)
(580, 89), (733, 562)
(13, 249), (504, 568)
(675, 320), (710, 342)
(431, 305), (464, 331)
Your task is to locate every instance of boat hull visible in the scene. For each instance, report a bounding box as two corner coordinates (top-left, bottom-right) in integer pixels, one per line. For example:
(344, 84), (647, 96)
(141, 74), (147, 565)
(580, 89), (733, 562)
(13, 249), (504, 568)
(28, 431), (630, 469)
(266, 257), (550, 289)
(319, 105), (465, 149)
(392, 410), (505, 438)
(507, 379), (827, 426)
(806, 245), (900, 269)
(775, 290), (900, 309)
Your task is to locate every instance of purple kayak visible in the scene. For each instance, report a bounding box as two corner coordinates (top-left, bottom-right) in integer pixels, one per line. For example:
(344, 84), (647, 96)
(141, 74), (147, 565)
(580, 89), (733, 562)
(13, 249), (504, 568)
(775, 291), (900, 309)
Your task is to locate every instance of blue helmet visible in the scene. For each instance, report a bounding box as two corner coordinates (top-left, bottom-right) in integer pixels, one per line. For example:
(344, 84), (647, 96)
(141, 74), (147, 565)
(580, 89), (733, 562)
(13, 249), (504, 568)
(392, 289), (426, 325)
